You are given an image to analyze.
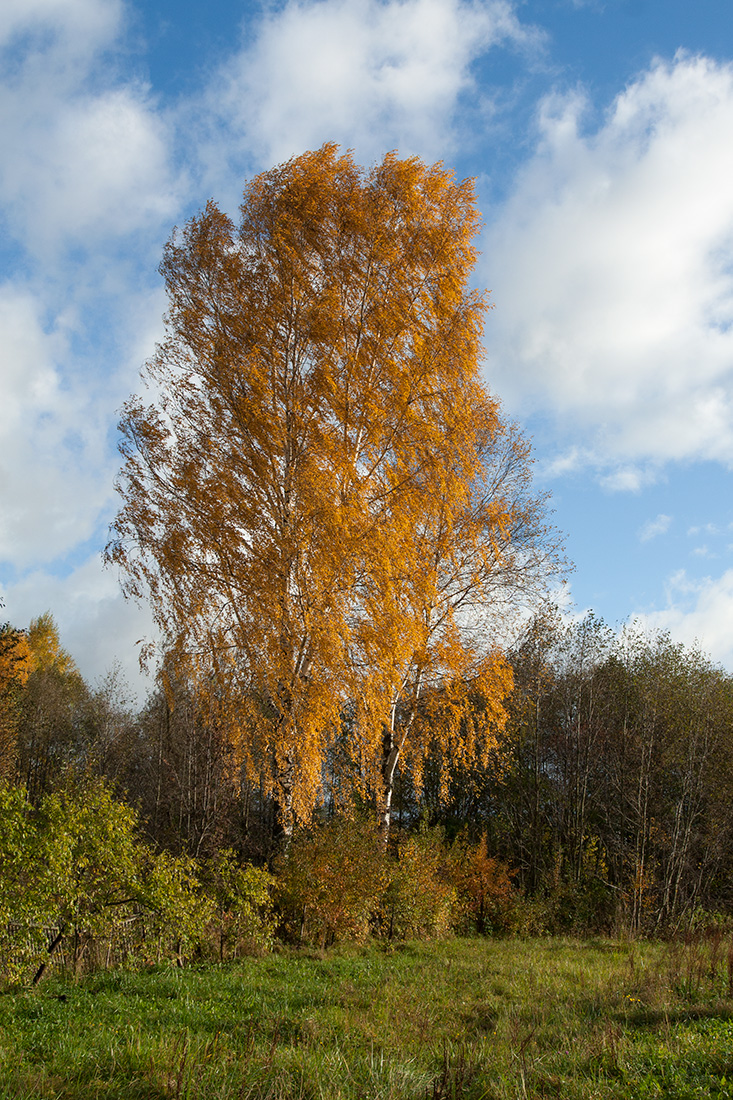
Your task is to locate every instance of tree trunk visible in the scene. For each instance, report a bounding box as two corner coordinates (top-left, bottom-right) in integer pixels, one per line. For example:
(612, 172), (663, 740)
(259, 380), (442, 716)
(378, 712), (401, 842)
(32, 925), (66, 985)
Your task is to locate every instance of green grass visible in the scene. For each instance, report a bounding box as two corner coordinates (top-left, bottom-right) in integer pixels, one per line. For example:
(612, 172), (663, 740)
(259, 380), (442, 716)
(1, 936), (733, 1098)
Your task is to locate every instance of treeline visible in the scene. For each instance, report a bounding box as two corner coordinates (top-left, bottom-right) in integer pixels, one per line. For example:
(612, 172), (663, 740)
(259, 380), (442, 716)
(1, 609), (733, 983)
(428, 612), (733, 936)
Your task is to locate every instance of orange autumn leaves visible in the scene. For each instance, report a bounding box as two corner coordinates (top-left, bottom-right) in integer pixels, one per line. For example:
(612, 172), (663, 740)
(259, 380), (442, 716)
(107, 144), (558, 831)
(0, 614), (80, 781)
(0, 626), (32, 780)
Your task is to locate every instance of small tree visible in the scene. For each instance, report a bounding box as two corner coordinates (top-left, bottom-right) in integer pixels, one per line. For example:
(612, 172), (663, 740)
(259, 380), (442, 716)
(382, 826), (457, 940)
(0, 783), (49, 983)
(15, 614), (90, 802)
(0, 625), (33, 781)
(143, 848), (213, 965)
(449, 833), (516, 934)
(38, 776), (148, 973)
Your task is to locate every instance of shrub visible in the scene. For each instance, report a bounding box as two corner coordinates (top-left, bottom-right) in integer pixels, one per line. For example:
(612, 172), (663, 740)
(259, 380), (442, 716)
(276, 817), (387, 946)
(142, 849), (214, 965)
(0, 784), (49, 983)
(381, 825), (457, 940)
(39, 776), (148, 971)
(448, 833), (517, 934)
(0, 775), (222, 981)
(206, 849), (276, 958)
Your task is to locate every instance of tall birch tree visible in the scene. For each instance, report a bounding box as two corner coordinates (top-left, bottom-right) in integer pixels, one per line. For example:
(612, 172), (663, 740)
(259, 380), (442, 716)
(107, 144), (560, 835)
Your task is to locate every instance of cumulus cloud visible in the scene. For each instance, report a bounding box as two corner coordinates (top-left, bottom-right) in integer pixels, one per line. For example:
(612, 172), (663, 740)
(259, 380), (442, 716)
(206, 0), (538, 171)
(688, 522), (721, 536)
(1, 88), (177, 254)
(0, 0), (122, 55)
(0, 0), (182, 571)
(0, 286), (109, 564)
(483, 53), (733, 477)
(0, 277), (168, 566)
(598, 465), (659, 493)
(0, 0), (179, 257)
(631, 567), (733, 670)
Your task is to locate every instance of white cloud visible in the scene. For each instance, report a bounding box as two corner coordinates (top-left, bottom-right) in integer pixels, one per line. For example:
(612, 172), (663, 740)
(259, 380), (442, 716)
(0, 0), (121, 55)
(0, 1), (179, 257)
(639, 513), (671, 542)
(0, 275), (168, 567)
(206, 0), (537, 170)
(0, 286), (111, 564)
(12, 88), (176, 249)
(631, 567), (733, 671)
(1, 555), (156, 703)
(483, 53), (733, 476)
(0, 0), (181, 570)
(598, 465), (657, 493)
(688, 523), (720, 536)
(540, 445), (590, 478)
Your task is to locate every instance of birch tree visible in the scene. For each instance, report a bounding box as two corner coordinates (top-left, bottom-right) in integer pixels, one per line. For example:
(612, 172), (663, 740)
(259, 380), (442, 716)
(107, 144), (559, 835)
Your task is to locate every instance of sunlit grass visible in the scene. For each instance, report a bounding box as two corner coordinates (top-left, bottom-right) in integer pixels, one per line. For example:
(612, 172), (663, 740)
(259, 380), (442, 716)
(1, 936), (732, 1098)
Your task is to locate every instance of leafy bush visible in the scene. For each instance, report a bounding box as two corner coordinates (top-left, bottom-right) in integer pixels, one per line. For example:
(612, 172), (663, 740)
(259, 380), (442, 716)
(448, 833), (517, 934)
(206, 849), (276, 958)
(276, 817), (387, 946)
(39, 776), (148, 968)
(142, 848), (214, 965)
(0, 776), (232, 981)
(0, 784), (49, 983)
(0, 776), (150, 981)
(382, 825), (457, 940)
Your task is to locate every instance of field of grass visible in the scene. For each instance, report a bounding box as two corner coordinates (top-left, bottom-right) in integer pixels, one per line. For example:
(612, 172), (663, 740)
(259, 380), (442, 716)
(1, 936), (733, 1098)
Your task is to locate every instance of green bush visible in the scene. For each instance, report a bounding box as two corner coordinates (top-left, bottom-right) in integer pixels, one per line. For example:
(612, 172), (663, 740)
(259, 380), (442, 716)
(0, 776), (230, 981)
(142, 848), (214, 964)
(0, 777), (156, 982)
(0, 784), (49, 983)
(39, 776), (148, 968)
(382, 825), (457, 940)
(206, 849), (276, 958)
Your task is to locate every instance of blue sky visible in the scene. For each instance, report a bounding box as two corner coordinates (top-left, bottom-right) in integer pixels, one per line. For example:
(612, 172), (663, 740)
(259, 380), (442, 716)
(2, 0), (733, 697)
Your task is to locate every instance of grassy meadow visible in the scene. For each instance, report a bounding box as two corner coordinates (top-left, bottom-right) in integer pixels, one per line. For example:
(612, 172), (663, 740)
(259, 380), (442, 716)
(1, 935), (733, 1099)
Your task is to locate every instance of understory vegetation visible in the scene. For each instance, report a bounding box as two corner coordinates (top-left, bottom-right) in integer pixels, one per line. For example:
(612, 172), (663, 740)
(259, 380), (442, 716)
(0, 772), (518, 982)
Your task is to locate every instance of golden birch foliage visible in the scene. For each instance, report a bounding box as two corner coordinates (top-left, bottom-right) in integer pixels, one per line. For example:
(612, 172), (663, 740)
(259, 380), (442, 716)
(108, 144), (559, 828)
(0, 626), (33, 779)
(0, 627), (32, 692)
(349, 415), (544, 824)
